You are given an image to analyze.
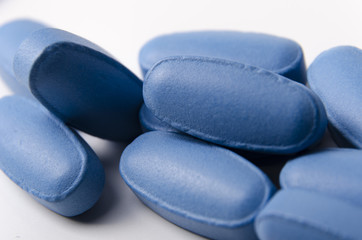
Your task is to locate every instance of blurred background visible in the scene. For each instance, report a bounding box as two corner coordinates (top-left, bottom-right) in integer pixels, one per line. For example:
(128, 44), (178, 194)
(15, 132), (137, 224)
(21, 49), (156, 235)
(0, 0), (361, 239)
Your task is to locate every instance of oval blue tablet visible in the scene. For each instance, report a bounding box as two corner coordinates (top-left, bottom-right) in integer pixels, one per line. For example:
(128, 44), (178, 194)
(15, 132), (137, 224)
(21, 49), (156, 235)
(308, 46), (362, 148)
(120, 131), (275, 240)
(144, 56), (327, 154)
(0, 19), (47, 96)
(280, 148), (362, 207)
(139, 31), (307, 84)
(139, 103), (179, 133)
(13, 27), (143, 141)
(0, 96), (105, 217)
(255, 189), (362, 240)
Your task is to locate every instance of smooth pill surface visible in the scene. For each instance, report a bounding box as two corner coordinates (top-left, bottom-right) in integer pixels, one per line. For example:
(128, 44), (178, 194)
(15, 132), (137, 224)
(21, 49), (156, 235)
(280, 148), (362, 207)
(13, 28), (143, 141)
(139, 31), (307, 83)
(139, 103), (179, 133)
(120, 131), (275, 240)
(0, 96), (105, 216)
(308, 46), (362, 148)
(144, 56), (327, 154)
(0, 19), (46, 96)
(255, 189), (362, 240)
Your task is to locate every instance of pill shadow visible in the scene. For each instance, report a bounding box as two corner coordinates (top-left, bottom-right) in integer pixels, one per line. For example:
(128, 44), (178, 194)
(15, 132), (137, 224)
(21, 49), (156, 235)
(72, 140), (128, 223)
(233, 129), (339, 188)
(232, 149), (296, 189)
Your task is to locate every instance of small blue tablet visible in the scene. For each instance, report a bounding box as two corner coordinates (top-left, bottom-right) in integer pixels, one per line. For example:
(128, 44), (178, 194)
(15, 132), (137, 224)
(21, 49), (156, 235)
(0, 96), (105, 216)
(256, 189), (362, 240)
(144, 56), (327, 154)
(120, 131), (275, 240)
(139, 31), (307, 84)
(308, 46), (362, 148)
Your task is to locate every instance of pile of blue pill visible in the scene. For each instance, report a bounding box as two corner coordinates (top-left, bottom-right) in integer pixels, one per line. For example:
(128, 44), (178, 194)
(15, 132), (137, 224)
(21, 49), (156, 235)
(0, 19), (361, 240)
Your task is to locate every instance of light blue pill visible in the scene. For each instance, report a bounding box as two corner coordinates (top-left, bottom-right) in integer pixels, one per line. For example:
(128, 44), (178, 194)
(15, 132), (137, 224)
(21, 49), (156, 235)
(13, 27), (143, 141)
(280, 148), (362, 207)
(0, 19), (47, 96)
(139, 103), (179, 133)
(255, 189), (362, 240)
(144, 56), (327, 154)
(0, 96), (105, 216)
(308, 46), (362, 148)
(139, 31), (307, 84)
(120, 131), (275, 240)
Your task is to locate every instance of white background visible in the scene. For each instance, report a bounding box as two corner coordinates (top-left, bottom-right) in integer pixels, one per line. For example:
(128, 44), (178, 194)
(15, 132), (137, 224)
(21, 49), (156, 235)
(0, 0), (361, 239)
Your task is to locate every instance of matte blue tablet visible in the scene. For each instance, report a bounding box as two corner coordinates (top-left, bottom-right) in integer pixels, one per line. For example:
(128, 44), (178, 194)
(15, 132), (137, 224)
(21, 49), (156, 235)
(120, 131), (275, 240)
(308, 46), (362, 148)
(0, 96), (105, 216)
(144, 56), (327, 154)
(139, 31), (307, 84)
(280, 148), (362, 207)
(255, 189), (362, 240)
(13, 27), (143, 141)
(0, 19), (47, 96)
(139, 103), (179, 133)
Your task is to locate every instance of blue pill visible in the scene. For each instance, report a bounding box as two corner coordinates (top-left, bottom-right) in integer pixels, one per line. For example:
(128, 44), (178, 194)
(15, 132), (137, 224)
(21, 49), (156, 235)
(0, 96), (105, 216)
(308, 46), (362, 148)
(120, 131), (275, 240)
(139, 103), (179, 133)
(255, 189), (362, 240)
(280, 148), (362, 207)
(139, 31), (307, 84)
(143, 56), (327, 154)
(13, 27), (143, 141)
(0, 19), (47, 96)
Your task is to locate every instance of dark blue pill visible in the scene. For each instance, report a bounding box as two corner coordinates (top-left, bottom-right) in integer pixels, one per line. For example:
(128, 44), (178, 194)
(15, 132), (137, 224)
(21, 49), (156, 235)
(13, 27), (143, 141)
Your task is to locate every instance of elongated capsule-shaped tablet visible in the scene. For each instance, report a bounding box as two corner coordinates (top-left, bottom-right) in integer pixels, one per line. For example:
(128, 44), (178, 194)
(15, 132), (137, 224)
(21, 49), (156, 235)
(144, 56), (327, 154)
(308, 46), (362, 148)
(13, 27), (143, 141)
(120, 131), (275, 240)
(255, 189), (362, 240)
(280, 148), (362, 207)
(139, 31), (307, 84)
(0, 19), (47, 96)
(0, 96), (105, 217)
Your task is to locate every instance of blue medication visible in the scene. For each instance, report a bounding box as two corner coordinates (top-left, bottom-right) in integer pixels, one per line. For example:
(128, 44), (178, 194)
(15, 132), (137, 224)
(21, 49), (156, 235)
(280, 148), (362, 207)
(255, 189), (362, 240)
(0, 96), (105, 217)
(139, 103), (179, 133)
(139, 31), (307, 84)
(308, 46), (362, 148)
(143, 56), (327, 154)
(13, 27), (143, 141)
(0, 19), (47, 96)
(120, 131), (275, 240)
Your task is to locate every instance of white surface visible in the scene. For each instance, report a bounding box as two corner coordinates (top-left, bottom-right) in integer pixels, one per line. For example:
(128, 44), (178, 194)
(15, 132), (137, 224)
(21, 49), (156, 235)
(0, 0), (360, 239)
